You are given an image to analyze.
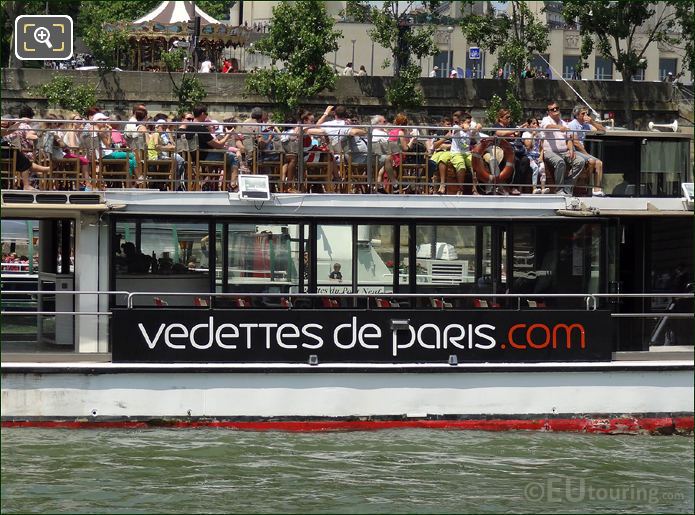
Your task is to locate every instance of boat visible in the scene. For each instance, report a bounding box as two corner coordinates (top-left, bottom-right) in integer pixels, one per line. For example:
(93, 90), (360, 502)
(1, 123), (693, 433)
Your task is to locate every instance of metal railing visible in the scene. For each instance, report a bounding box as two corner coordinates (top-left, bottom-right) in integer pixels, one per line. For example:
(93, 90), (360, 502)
(2, 289), (692, 316)
(2, 118), (611, 195)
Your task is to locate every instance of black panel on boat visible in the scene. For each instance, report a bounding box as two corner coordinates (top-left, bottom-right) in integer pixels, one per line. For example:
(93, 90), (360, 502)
(35, 194), (68, 204)
(69, 194), (101, 204)
(2, 193), (34, 203)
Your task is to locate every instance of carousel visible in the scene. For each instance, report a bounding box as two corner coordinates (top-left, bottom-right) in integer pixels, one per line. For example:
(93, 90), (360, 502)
(104, 1), (251, 71)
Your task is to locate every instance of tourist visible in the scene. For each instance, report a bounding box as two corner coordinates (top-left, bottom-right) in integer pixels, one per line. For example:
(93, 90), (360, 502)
(342, 62), (355, 76)
(540, 101), (585, 195)
(429, 65), (439, 78)
(187, 105), (237, 189)
(199, 57), (213, 73)
(357, 65), (367, 77)
(493, 109), (529, 195)
(568, 105), (606, 196)
(520, 117), (548, 194)
(1, 118), (49, 191)
(43, 113), (93, 190)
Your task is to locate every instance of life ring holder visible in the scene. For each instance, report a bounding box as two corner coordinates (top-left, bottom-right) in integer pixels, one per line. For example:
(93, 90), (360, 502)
(471, 137), (515, 186)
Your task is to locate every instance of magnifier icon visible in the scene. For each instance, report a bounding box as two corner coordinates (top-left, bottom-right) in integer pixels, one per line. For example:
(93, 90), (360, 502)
(33, 26), (53, 49)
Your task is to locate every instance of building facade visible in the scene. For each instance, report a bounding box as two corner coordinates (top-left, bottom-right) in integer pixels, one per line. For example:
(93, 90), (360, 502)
(228, 1), (691, 84)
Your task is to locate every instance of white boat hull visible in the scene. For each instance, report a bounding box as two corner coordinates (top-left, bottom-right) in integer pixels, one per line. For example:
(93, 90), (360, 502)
(2, 362), (693, 433)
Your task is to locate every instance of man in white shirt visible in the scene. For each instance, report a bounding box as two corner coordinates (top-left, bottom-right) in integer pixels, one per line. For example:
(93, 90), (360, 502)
(342, 62), (354, 76)
(540, 101), (585, 195)
(429, 66), (439, 78)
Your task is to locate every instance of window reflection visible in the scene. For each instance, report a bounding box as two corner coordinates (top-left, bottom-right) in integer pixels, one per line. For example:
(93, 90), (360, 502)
(227, 224), (300, 293)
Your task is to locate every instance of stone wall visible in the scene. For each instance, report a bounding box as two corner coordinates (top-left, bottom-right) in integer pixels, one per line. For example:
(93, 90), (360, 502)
(0, 68), (682, 127)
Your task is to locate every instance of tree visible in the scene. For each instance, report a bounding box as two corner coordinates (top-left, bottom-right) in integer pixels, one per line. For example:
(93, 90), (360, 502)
(32, 75), (97, 115)
(344, 1), (440, 109)
(245, 1), (341, 117)
(458, 1), (549, 86)
(668, 0), (694, 75)
(562, 1), (682, 129)
(162, 49), (207, 116)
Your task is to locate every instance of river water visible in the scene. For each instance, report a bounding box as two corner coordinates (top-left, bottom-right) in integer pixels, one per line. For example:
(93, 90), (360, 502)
(1, 428), (692, 514)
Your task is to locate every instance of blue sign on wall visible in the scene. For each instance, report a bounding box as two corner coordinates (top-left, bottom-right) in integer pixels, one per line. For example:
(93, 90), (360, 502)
(469, 47), (481, 60)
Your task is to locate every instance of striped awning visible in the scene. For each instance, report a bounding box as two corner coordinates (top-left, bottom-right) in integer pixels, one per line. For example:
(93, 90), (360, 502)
(133, 1), (221, 25)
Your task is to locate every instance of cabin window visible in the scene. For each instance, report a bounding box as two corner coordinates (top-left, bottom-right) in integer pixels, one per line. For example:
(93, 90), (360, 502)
(415, 225), (479, 293)
(113, 220), (211, 307)
(647, 218), (693, 346)
(640, 140), (690, 196)
(356, 224), (394, 293)
(225, 223), (300, 295)
(316, 224), (353, 293)
(512, 223), (601, 307)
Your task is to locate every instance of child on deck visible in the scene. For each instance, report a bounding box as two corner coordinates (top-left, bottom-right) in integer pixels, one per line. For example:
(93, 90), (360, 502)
(521, 117), (549, 194)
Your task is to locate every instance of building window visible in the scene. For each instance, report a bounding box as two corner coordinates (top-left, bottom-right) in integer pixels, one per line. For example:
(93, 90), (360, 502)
(633, 68), (645, 81)
(563, 55), (581, 79)
(433, 50), (452, 77)
(659, 58), (677, 80)
(530, 54), (550, 77)
(594, 56), (613, 80)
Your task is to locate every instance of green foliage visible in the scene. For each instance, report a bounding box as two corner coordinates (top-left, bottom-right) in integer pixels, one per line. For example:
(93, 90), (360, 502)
(459, 1), (549, 82)
(174, 75), (207, 116)
(32, 75), (97, 115)
(486, 94), (503, 126)
(345, 1), (440, 108)
(385, 63), (424, 109)
(161, 48), (187, 72)
(162, 49), (207, 115)
(245, 1), (340, 116)
(562, 1), (682, 78)
(562, 0), (683, 128)
(668, 0), (694, 74)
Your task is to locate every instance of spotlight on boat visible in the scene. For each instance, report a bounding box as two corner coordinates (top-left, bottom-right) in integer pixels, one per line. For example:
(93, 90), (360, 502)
(308, 354), (319, 366)
(390, 319), (410, 331)
(448, 355), (458, 366)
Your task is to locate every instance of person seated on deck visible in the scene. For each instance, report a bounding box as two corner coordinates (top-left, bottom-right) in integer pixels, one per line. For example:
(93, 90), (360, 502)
(431, 111), (480, 195)
(1, 116), (49, 191)
(568, 105), (606, 196)
(519, 117), (548, 194)
(187, 104), (238, 190)
(540, 101), (585, 196)
(493, 109), (531, 195)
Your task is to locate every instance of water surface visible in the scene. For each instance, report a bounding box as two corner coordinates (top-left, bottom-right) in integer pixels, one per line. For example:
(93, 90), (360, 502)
(2, 428), (692, 513)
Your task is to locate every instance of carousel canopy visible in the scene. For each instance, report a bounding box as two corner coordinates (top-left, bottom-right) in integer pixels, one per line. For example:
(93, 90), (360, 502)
(104, 1), (250, 49)
(133, 1), (221, 25)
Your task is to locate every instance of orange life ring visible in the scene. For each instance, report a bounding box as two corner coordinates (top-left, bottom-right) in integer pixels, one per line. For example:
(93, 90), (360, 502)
(471, 137), (515, 184)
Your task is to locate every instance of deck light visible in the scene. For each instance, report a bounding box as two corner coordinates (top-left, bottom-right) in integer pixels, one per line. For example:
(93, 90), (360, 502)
(448, 355), (458, 366)
(308, 355), (319, 366)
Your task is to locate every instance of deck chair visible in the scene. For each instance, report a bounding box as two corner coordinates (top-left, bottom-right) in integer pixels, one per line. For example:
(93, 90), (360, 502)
(144, 155), (176, 191)
(0, 147), (18, 190)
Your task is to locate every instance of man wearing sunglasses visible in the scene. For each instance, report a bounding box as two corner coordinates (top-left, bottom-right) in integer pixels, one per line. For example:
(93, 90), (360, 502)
(540, 102), (585, 195)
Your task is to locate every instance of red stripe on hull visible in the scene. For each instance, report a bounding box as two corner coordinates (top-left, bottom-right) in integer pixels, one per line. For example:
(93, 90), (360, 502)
(3, 417), (693, 434)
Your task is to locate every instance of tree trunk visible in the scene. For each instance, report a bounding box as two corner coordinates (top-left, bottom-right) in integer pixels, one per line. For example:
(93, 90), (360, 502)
(622, 73), (634, 129)
(6, 1), (25, 69)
